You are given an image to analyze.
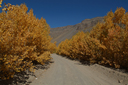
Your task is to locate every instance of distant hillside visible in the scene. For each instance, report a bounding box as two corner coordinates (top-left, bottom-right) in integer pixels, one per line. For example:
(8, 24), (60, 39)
(50, 17), (104, 45)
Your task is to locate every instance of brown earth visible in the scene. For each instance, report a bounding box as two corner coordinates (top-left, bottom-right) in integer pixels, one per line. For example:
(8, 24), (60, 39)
(50, 17), (104, 45)
(30, 54), (128, 85)
(0, 54), (128, 85)
(48, 17), (128, 85)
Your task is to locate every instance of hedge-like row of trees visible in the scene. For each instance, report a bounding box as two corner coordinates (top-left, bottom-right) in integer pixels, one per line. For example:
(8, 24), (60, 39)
(0, 2), (56, 80)
(57, 7), (128, 70)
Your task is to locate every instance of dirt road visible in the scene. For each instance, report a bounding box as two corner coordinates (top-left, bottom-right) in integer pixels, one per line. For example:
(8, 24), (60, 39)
(30, 54), (128, 85)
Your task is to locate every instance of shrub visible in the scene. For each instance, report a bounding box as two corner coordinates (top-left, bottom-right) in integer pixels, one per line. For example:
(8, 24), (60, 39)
(0, 2), (56, 80)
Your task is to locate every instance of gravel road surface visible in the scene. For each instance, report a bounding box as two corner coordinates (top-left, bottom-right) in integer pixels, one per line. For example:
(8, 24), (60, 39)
(30, 54), (126, 85)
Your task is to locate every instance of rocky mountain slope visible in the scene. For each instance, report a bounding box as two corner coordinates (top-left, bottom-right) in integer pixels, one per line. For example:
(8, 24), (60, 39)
(50, 17), (104, 45)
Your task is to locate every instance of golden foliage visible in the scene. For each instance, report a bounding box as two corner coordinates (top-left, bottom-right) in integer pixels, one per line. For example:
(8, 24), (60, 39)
(57, 7), (128, 70)
(57, 31), (104, 61)
(0, 2), (56, 80)
(90, 7), (128, 68)
(0, 0), (3, 8)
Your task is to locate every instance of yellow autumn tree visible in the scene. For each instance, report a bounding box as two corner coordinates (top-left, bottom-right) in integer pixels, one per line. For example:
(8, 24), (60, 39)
(0, 2), (56, 80)
(90, 7), (128, 68)
(57, 31), (105, 63)
(57, 7), (128, 70)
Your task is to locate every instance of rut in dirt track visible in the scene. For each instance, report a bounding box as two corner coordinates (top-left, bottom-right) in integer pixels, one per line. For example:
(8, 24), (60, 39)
(30, 54), (122, 85)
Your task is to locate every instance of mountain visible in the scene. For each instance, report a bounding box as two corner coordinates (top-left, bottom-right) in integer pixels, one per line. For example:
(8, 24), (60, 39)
(50, 17), (104, 46)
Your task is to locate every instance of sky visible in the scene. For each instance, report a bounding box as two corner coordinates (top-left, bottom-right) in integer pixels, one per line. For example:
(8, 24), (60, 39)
(1, 0), (128, 28)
